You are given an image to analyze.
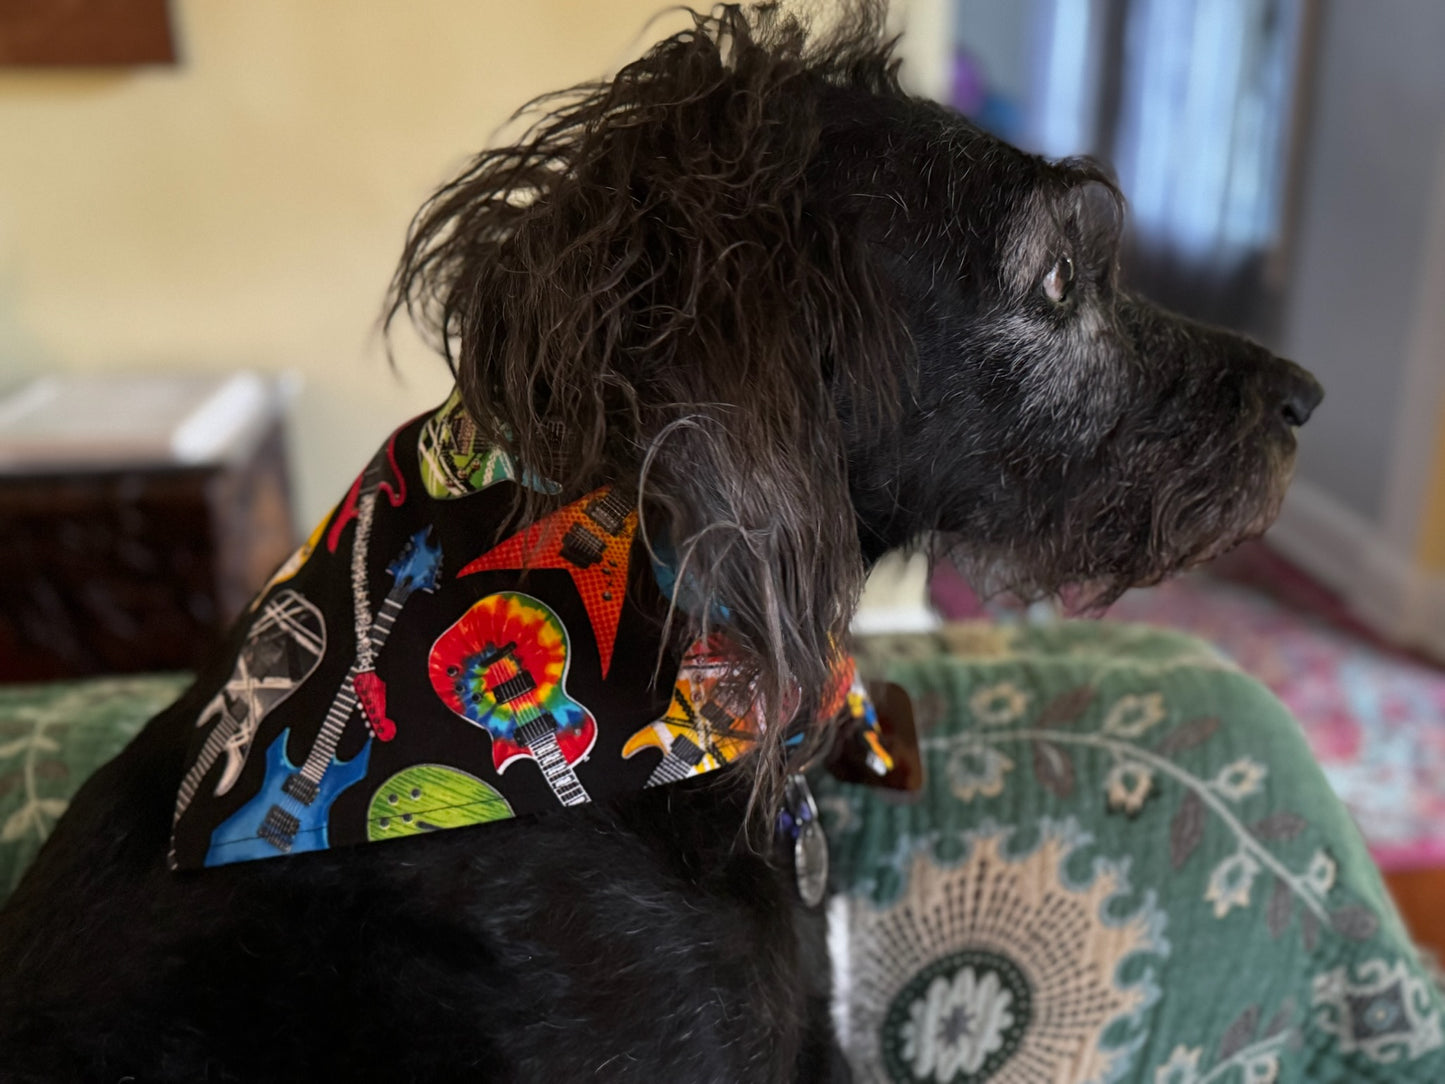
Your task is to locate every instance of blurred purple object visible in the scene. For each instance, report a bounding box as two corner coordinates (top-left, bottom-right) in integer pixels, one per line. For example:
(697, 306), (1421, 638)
(951, 50), (987, 116)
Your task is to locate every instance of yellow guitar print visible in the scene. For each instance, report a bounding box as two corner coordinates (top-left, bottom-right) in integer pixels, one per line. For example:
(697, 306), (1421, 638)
(623, 641), (759, 786)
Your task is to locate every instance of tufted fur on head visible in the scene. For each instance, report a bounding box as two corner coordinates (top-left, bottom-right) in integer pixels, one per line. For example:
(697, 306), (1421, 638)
(384, 0), (1321, 814)
(386, 2), (913, 807)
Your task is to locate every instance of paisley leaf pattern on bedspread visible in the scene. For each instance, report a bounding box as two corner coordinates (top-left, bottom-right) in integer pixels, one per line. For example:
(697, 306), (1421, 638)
(818, 622), (1445, 1083)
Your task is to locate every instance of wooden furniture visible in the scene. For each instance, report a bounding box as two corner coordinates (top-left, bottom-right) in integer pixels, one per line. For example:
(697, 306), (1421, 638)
(1384, 868), (1445, 968)
(0, 0), (175, 66)
(0, 374), (295, 682)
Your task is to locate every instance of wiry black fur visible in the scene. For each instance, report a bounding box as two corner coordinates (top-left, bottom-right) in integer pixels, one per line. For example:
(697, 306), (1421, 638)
(0, 673), (824, 1082)
(0, 3), (1320, 1081)
(383, 2), (912, 806)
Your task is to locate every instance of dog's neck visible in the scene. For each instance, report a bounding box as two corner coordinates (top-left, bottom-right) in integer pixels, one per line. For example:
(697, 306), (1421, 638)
(169, 390), (887, 871)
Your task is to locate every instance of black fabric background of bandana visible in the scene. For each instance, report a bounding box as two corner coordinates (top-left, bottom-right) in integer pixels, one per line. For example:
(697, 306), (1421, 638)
(169, 414), (679, 869)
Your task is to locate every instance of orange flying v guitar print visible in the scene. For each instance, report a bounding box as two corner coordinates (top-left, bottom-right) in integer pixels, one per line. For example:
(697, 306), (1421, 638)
(458, 487), (636, 676)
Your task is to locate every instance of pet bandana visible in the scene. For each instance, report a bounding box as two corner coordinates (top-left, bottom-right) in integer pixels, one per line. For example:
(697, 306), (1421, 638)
(170, 390), (890, 870)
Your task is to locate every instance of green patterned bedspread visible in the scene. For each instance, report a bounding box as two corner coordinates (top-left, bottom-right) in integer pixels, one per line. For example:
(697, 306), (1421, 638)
(821, 622), (1445, 1082)
(2, 623), (1441, 1082)
(0, 673), (190, 895)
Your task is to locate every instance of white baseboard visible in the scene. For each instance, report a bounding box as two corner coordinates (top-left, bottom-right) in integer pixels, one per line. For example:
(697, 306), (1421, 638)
(1267, 479), (1445, 659)
(853, 551), (942, 636)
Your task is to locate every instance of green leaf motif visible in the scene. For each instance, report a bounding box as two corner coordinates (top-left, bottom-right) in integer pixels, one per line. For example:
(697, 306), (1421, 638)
(1035, 685), (1094, 728)
(1031, 740), (1074, 798)
(1301, 909), (1320, 952)
(1154, 716), (1220, 757)
(1263, 998), (1295, 1039)
(1252, 812), (1307, 841)
(1170, 790), (1205, 870)
(1328, 905), (1379, 941)
(1267, 875), (1293, 938)
(1219, 1003), (1260, 1061)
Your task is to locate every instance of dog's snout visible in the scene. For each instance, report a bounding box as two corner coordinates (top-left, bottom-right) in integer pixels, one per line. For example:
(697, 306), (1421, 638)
(1277, 364), (1324, 428)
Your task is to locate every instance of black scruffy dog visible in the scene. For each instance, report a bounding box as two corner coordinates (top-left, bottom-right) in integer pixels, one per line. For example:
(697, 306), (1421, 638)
(0, 4), (1321, 1081)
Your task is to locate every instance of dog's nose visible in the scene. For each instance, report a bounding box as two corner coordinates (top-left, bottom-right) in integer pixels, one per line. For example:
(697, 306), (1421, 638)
(1278, 364), (1324, 427)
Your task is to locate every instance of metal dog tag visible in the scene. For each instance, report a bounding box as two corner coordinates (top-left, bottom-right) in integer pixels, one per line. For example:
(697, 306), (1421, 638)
(795, 820), (828, 909)
(783, 775), (828, 908)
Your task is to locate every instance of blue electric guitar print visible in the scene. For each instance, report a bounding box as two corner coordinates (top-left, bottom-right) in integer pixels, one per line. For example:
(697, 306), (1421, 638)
(205, 518), (444, 865)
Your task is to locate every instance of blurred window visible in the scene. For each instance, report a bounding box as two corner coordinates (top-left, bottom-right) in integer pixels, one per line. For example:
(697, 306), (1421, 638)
(954, 0), (1314, 336)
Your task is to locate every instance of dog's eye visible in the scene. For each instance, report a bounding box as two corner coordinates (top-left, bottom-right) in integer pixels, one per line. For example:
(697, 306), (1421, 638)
(1043, 256), (1074, 305)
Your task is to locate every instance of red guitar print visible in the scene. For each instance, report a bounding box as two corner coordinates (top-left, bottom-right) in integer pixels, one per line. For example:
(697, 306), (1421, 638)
(203, 525), (444, 864)
(429, 592), (596, 806)
(326, 429), (408, 553)
(457, 488), (636, 676)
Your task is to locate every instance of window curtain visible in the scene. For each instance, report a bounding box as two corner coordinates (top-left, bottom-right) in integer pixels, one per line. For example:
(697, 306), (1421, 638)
(1026, 0), (1313, 335)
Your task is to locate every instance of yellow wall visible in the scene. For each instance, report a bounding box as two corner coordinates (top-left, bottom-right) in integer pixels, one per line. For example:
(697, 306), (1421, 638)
(0, 0), (681, 527)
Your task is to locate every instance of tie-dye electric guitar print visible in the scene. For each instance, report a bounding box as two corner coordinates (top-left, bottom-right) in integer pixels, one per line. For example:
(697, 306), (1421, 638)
(429, 592), (596, 807)
(204, 524), (444, 865)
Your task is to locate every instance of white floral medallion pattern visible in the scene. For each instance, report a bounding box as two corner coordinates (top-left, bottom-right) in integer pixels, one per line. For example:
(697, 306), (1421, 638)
(1311, 957), (1444, 1063)
(824, 628), (1445, 1083)
(887, 950), (1029, 1082)
(835, 819), (1168, 1083)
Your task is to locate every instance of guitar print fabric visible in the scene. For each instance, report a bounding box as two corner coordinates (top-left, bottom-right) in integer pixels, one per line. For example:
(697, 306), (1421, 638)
(429, 592), (596, 805)
(201, 524), (444, 865)
(622, 640), (761, 787)
(174, 589), (326, 822)
(417, 388), (559, 499)
(170, 394), (885, 869)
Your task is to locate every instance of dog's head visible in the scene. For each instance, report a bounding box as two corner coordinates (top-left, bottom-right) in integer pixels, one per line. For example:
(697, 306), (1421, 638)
(387, 1), (1320, 790)
(831, 125), (1323, 604)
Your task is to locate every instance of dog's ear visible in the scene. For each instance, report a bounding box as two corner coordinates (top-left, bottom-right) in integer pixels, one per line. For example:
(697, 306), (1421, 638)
(387, 3), (908, 802)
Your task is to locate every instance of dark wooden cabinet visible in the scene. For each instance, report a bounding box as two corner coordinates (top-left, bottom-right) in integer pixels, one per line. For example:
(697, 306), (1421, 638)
(0, 422), (295, 682)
